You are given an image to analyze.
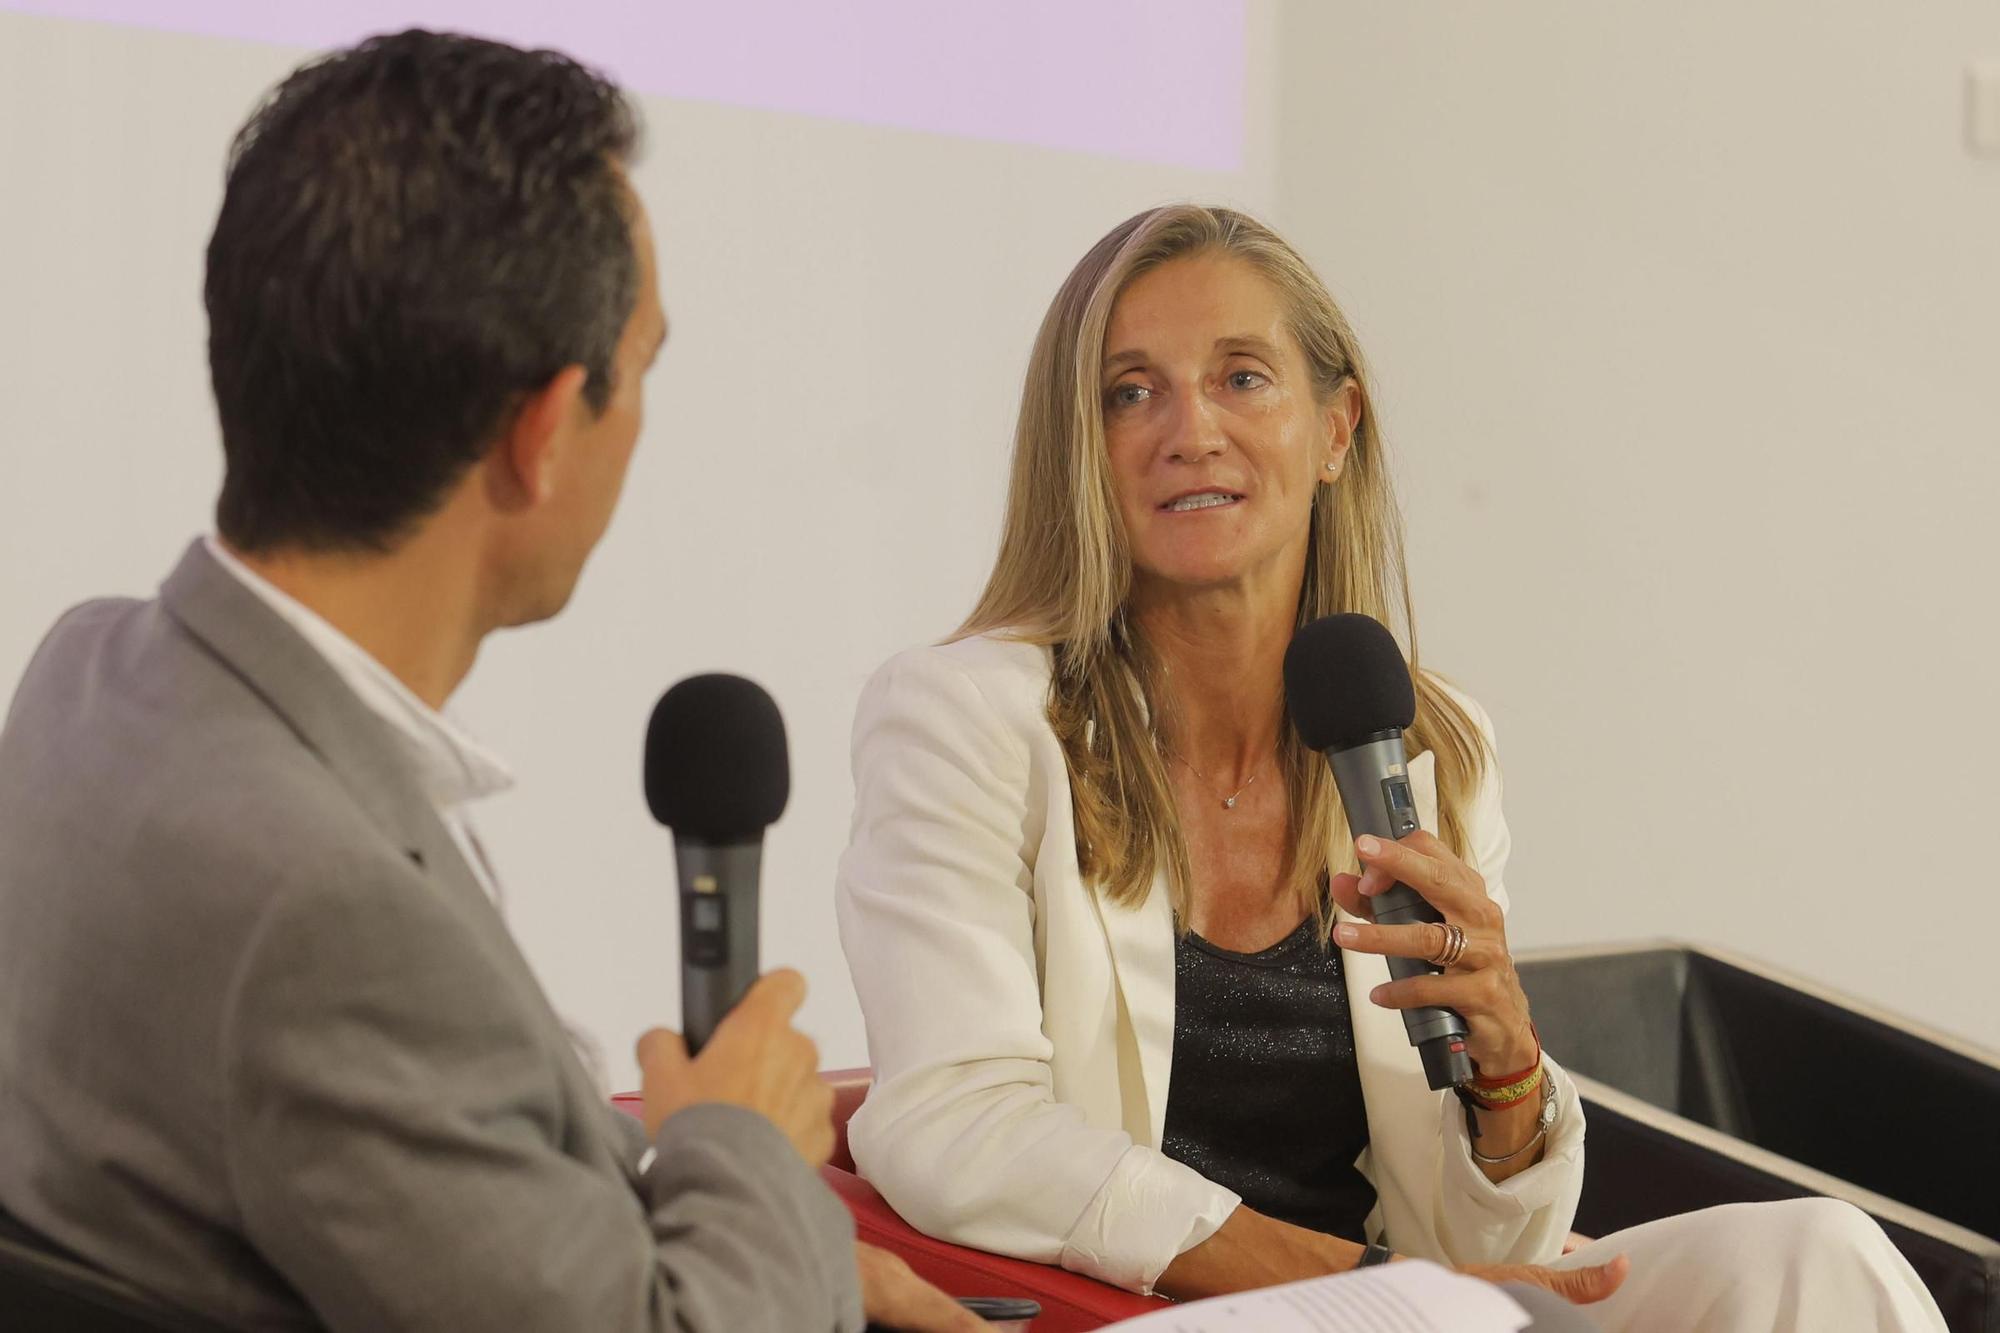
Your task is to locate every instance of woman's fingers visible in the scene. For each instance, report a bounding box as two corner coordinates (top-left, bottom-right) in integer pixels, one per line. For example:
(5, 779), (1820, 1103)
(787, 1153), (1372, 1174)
(1341, 833), (1538, 1072)
(1354, 931), (1539, 1072)
(1364, 968), (1496, 1015)
(1353, 832), (1495, 925)
(1327, 872), (1373, 921)
(1465, 1255), (1630, 1306)
(1544, 1255), (1630, 1304)
(1335, 918), (1494, 969)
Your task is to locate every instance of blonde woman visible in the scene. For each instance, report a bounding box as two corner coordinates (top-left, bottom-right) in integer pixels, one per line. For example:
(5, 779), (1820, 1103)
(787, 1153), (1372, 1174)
(836, 206), (1943, 1331)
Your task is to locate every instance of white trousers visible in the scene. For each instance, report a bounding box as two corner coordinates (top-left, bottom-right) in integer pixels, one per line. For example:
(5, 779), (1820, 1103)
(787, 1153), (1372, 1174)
(1550, 1199), (1948, 1333)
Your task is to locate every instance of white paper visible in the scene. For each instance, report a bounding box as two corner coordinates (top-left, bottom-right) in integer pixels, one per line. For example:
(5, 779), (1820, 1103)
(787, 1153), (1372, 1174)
(1102, 1261), (1531, 1333)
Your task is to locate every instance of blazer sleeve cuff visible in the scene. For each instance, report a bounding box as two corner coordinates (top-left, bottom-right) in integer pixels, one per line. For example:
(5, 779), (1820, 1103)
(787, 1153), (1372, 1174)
(646, 1104), (866, 1330)
(1436, 1053), (1586, 1221)
(1057, 1145), (1240, 1295)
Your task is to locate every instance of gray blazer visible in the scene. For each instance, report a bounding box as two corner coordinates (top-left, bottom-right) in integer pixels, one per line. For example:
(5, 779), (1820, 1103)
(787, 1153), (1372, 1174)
(0, 541), (863, 1331)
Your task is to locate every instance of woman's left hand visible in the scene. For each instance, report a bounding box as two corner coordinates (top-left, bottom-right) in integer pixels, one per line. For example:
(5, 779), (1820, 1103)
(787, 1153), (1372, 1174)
(1329, 831), (1537, 1075)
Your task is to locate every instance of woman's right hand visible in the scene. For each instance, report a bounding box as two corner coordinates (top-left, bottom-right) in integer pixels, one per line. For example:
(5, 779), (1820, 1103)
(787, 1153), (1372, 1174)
(1459, 1254), (1630, 1305)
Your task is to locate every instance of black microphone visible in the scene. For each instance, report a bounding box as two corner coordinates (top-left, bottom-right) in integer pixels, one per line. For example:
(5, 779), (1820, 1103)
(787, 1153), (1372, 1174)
(643, 674), (790, 1056)
(1284, 614), (1474, 1091)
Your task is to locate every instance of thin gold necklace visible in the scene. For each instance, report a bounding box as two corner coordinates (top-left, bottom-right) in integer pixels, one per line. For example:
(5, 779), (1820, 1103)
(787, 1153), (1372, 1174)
(1164, 747), (1273, 810)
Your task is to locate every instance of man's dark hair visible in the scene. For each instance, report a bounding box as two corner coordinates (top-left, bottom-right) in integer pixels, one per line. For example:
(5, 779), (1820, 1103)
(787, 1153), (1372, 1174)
(206, 29), (641, 553)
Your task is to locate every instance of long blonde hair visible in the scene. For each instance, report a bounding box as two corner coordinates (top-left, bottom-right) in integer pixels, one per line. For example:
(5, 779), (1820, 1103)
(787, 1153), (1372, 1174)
(958, 205), (1488, 928)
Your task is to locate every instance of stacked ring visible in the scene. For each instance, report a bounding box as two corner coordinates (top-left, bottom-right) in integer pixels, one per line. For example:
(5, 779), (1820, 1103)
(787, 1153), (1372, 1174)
(1428, 922), (1467, 968)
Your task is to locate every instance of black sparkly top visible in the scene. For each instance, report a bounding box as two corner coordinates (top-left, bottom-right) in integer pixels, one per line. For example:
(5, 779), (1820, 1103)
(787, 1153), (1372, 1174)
(1160, 915), (1377, 1244)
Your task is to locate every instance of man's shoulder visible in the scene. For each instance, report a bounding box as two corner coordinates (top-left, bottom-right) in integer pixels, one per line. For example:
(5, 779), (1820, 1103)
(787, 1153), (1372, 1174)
(2, 588), (420, 925)
(11, 592), (150, 693)
(13, 586), (237, 733)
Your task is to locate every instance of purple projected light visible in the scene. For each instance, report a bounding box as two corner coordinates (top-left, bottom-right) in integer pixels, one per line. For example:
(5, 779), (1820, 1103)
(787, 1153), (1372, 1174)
(3, 0), (1245, 171)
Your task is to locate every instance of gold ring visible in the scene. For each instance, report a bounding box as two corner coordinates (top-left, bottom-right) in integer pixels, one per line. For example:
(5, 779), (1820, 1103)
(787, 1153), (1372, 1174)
(1429, 922), (1467, 968)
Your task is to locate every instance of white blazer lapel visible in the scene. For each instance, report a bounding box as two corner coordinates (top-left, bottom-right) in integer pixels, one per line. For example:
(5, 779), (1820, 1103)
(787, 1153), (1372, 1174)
(1091, 868), (1178, 1148)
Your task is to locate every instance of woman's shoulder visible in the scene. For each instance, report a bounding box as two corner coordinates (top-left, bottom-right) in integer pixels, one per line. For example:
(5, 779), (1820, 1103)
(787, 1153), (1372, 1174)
(868, 632), (1053, 708)
(855, 632), (1056, 745)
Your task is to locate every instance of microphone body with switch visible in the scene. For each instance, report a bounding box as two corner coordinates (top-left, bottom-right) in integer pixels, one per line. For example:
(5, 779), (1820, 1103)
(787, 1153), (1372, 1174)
(673, 843), (763, 1058)
(1285, 614), (1475, 1091)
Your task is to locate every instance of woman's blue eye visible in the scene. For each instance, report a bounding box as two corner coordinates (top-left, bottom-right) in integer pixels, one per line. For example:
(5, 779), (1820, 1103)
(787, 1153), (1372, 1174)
(1108, 383), (1151, 407)
(1229, 370), (1268, 390)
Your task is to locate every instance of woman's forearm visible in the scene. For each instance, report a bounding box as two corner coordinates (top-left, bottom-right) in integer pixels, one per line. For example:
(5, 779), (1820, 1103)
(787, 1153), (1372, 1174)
(1154, 1204), (1363, 1301)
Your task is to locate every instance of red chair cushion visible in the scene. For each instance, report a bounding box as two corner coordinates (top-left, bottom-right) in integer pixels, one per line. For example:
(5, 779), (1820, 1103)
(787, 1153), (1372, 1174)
(821, 1165), (1169, 1332)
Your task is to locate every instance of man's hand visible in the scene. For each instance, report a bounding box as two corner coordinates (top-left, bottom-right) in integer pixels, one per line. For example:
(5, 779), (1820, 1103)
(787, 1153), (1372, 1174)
(855, 1242), (987, 1332)
(1461, 1254), (1630, 1305)
(635, 969), (835, 1166)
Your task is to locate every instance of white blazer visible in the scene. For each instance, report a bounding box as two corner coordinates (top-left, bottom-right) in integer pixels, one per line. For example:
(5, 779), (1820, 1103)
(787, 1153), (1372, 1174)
(835, 634), (1585, 1293)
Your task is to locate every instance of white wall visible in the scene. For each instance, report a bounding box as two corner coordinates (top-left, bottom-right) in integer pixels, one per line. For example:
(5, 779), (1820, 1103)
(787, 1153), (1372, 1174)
(1273, 3), (2000, 1048)
(0, 8), (1281, 1087)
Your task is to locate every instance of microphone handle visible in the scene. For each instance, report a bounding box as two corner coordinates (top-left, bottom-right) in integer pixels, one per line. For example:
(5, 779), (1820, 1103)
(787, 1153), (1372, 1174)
(674, 839), (763, 1056)
(1326, 734), (1475, 1090)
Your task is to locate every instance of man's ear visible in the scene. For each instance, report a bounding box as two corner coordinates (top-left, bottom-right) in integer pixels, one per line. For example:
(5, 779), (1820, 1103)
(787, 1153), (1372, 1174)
(498, 364), (590, 508)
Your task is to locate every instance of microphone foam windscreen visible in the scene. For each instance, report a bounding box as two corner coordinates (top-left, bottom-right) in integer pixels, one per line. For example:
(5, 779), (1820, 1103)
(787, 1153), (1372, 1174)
(1284, 613), (1418, 752)
(644, 673), (790, 841)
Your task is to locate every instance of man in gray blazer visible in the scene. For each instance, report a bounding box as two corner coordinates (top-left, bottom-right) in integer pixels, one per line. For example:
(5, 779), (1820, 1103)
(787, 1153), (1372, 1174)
(0, 29), (972, 1333)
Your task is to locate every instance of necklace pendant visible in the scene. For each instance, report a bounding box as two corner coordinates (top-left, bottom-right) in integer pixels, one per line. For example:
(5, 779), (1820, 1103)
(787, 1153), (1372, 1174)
(1223, 796), (1237, 809)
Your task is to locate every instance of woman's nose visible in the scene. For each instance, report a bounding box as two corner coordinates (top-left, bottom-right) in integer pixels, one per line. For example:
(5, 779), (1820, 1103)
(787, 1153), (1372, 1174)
(1164, 388), (1227, 464)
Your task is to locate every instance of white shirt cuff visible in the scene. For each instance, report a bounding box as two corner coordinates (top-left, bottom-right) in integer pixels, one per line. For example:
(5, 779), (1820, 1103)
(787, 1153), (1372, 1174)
(1059, 1144), (1241, 1293)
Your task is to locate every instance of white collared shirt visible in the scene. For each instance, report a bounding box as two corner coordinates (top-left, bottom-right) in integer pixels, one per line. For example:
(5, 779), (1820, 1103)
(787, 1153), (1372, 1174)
(202, 535), (514, 905)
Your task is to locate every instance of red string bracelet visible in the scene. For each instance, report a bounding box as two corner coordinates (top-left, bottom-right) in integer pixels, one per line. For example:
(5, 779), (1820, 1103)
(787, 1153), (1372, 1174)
(1472, 1022), (1541, 1090)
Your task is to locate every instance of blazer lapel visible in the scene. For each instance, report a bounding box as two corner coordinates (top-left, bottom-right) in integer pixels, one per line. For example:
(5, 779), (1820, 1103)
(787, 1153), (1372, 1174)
(1092, 867), (1178, 1148)
(157, 540), (493, 920)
